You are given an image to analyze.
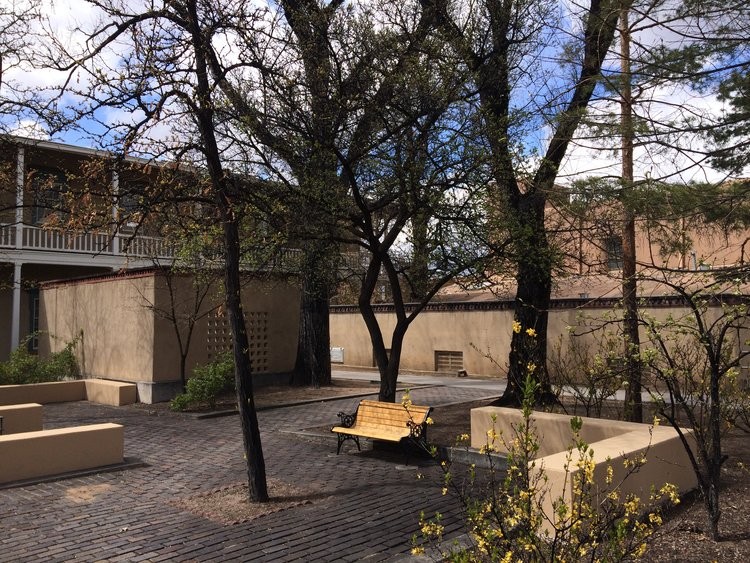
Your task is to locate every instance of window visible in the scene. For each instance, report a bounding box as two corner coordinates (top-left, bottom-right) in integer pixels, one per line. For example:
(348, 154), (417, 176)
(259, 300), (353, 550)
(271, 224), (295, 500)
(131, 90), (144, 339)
(435, 350), (463, 373)
(31, 168), (67, 225)
(119, 182), (146, 230)
(605, 235), (623, 271)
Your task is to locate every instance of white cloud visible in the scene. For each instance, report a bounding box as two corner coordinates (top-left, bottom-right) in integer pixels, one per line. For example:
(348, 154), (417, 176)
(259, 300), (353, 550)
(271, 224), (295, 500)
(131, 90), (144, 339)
(557, 82), (742, 185)
(7, 118), (50, 139)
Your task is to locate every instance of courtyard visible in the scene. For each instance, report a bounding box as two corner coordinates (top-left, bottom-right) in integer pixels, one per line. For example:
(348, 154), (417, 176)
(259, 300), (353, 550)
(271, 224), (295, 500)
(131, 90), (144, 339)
(0, 373), (497, 562)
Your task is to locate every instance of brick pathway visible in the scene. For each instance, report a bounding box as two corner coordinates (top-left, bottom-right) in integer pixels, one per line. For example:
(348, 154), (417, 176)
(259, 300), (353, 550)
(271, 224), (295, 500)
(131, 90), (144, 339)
(0, 386), (490, 562)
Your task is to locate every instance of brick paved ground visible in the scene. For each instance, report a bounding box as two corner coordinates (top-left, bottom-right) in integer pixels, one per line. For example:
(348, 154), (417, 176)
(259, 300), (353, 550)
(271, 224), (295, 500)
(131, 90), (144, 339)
(0, 385), (491, 562)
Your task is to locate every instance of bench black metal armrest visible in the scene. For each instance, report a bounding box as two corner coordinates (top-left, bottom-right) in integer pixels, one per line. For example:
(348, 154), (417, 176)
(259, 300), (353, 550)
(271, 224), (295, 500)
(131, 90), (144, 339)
(406, 420), (426, 440)
(336, 410), (357, 428)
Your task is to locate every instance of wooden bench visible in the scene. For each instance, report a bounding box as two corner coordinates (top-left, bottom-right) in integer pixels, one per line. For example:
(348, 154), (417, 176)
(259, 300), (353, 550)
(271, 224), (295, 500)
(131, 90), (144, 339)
(331, 399), (432, 456)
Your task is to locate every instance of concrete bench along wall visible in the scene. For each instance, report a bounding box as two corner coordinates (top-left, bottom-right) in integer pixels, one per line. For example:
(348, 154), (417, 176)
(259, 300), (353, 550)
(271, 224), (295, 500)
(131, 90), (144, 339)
(0, 379), (137, 407)
(0, 423), (124, 484)
(0, 403), (43, 434)
(471, 407), (698, 528)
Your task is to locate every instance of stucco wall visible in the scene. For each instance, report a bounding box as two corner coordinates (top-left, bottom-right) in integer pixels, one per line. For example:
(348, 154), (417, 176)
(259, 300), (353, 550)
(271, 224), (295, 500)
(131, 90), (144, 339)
(330, 307), (513, 374)
(150, 275), (301, 382)
(330, 301), (749, 383)
(40, 271), (301, 386)
(40, 273), (157, 382)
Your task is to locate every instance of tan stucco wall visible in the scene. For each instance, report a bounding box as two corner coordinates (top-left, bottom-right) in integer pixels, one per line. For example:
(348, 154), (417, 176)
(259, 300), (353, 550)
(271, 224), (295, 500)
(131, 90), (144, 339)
(0, 423), (123, 484)
(40, 273), (157, 382)
(0, 380), (136, 406)
(150, 274), (218, 383)
(40, 271), (301, 386)
(240, 278), (301, 374)
(331, 302), (749, 384)
(149, 275), (301, 381)
(471, 407), (698, 530)
(330, 309), (513, 374)
(0, 403), (43, 433)
(0, 381), (86, 405)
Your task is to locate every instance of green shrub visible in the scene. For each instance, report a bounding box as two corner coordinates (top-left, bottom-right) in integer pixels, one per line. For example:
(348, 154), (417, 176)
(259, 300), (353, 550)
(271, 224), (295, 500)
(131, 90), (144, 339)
(0, 334), (80, 385)
(170, 353), (235, 411)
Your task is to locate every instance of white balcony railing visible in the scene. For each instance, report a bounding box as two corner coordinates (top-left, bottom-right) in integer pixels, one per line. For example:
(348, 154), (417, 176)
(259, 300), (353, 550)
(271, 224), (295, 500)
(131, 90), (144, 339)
(0, 223), (175, 260)
(0, 224), (15, 247)
(1, 223), (304, 272)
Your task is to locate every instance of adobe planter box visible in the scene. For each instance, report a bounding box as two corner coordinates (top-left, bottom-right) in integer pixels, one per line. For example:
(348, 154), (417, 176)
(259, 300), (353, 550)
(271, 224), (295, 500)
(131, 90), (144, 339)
(0, 380), (137, 407)
(471, 407), (698, 528)
(0, 423), (124, 484)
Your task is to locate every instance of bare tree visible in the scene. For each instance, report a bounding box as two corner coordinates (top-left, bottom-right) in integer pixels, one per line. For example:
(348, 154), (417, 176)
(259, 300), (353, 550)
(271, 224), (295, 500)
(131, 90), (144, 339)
(201, 1), (496, 400)
(423, 0), (621, 405)
(639, 269), (750, 541)
(0, 0), (41, 127)
(36, 0), (271, 501)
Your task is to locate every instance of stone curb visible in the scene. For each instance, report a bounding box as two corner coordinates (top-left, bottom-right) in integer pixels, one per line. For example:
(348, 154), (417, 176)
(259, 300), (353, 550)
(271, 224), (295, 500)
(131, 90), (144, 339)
(0, 457), (148, 490)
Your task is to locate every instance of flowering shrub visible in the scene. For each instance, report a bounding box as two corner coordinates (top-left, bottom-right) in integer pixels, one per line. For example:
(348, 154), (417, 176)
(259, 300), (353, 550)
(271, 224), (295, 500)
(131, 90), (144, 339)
(414, 329), (679, 561)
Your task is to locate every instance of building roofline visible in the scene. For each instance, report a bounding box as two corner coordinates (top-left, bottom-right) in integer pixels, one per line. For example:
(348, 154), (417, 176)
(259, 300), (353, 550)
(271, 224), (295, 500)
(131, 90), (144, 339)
(330, 292), (750, 314)
(39, 267), (162, 289)
(1, 134), (161, 167)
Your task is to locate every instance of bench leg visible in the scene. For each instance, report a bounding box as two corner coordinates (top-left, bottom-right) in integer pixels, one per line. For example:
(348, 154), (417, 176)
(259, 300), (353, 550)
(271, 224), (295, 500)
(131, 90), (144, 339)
(336, 434), (360, 455)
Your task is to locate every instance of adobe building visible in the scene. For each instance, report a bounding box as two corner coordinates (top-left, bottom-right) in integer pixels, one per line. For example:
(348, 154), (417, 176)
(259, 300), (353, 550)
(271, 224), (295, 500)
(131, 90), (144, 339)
(0, 135), (174, 360)
(330, 187), (750, 384)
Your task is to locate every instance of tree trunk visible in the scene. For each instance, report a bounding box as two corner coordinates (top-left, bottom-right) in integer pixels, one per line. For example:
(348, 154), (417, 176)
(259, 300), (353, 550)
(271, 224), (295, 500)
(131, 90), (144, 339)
(620, 3), (643, 422)
(293, 274), (332, 388)
(224, 216), (269, 502)
(377, 324), (406, 403)
(498, 192), (556, 406)
(409, 207), (432, 301)
(186, 0), (268, 502)
(292, 241), (332, 387)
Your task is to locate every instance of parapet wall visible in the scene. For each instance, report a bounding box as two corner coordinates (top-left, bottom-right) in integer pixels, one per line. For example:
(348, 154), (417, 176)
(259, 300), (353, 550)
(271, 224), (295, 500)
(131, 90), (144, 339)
(470, 407), (698, 529)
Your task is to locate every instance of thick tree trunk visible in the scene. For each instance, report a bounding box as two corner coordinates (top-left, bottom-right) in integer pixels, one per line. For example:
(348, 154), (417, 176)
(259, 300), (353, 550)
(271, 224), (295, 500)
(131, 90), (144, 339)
(293, 274), (332, 388)
(498, 193), (556, 406)
(377, 324), (406, 403)
(292, 242), (332, 387)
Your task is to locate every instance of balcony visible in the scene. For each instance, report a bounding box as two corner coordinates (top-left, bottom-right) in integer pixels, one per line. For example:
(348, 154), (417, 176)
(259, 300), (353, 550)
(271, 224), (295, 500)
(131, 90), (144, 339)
(0, 223), (175, 261)
(0, 223), (303, 272)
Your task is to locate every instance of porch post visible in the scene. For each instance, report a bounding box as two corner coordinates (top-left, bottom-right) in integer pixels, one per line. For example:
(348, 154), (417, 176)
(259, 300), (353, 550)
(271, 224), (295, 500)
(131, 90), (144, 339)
(10, 262), (22, 351)
(15, 146), (24, 248)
